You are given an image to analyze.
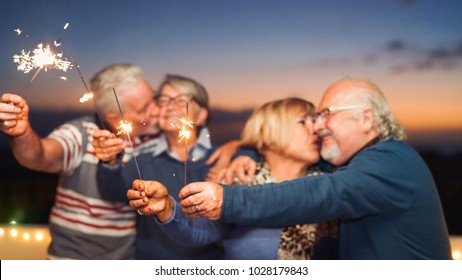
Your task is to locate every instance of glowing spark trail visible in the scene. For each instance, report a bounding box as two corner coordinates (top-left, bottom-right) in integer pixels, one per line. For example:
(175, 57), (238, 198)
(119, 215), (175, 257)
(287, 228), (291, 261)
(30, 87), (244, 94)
(14, 28), (22, 35)
(79, 92), (94, 103)
(113, 89), (142, 179)
(64, 23), (69, 29)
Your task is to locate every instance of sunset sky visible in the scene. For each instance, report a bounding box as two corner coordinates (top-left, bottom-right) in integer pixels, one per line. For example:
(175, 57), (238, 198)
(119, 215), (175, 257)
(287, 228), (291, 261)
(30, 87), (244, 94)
(1, 0), (462, 132)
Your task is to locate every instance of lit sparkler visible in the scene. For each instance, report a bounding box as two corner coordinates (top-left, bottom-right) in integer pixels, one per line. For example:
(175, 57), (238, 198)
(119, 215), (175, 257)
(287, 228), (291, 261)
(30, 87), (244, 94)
(116, 119), (133, 136)
(113, 88), (142, 179)
(176, 102), (195, 185)
(177, 116), (194, 143)
(12, 23), (71, 92)
(79, 92), (94, 103)
(13, 40), (72, 92)
(71, 57), (106, 130)
(13, 42), (72, 74)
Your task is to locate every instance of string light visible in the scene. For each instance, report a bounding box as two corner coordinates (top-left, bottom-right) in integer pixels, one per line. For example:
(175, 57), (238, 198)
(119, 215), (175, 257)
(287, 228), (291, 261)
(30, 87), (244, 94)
(453, 250), (461, 260)
(22, 232), (30, 240)
(35, 232), (44, 241)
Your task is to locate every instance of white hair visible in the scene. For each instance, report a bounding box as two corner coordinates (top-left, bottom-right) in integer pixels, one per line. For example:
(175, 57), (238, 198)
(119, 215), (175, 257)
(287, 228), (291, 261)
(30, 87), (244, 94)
(90, 64), (146, 115)
(336, 76), (407, 141)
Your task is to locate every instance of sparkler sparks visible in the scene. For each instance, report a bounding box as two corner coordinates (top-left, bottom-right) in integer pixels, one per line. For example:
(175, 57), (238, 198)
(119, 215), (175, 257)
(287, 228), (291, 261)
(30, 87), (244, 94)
(177, 116), (194, 143)
(13, 43), (72, 74)
(117, 119), (142, 180)
(79, 92), (94, 103)
(175, 102), (195, 186)
(14, 28), (22, 35)
(113, 89), (142, 179)
(116, 120), (134, 136)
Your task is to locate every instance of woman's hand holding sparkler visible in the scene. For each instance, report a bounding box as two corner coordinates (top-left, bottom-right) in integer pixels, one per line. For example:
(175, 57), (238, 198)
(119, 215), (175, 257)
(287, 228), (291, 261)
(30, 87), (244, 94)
(0, 93), (29, 137)
(127, 179), (174, 222)
(92, 129), (124, 165)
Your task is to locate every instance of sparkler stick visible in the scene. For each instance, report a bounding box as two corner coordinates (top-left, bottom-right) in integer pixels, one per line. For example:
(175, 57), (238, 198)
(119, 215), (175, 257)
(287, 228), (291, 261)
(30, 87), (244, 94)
(113, 88), (142, 180)
(24, 68), (43, 93)
(71, 57), (90, 91)
(184, 103), (189, 186)
(71, 56), (107, 130)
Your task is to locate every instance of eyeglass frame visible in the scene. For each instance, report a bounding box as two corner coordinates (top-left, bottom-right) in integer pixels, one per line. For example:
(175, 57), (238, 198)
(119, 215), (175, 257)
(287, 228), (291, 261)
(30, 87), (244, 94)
(314, 105), (366, 121)
(156, 93), (193, 107)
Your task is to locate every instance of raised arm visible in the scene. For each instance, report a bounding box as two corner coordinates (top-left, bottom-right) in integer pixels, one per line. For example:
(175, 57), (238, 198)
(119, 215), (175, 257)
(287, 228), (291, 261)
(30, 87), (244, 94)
(1, 93), (63, 173)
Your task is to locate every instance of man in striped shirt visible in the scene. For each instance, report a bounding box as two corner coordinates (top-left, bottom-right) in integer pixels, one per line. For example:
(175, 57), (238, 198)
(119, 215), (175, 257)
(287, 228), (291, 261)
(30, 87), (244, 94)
(0, 64), (160, 259)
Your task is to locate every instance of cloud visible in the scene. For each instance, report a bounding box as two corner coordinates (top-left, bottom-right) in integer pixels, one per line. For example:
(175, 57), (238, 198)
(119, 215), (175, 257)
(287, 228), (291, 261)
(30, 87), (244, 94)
(398, 0), (421, 8)
(385, 40), (406, 52)
(283, 39), (462, 75)
(384, 39), (462, 74)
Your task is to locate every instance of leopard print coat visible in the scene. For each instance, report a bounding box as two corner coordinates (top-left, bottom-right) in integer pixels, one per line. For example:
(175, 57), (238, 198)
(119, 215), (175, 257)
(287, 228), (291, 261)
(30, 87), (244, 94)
(231, 161), (338, 260)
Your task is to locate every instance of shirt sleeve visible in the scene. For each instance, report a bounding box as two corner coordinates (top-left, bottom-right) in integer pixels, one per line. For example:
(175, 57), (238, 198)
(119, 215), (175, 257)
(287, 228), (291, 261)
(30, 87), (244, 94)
(158, 199), (231, 247)
(221, 142), (418, 226)
(97, 160), (130, 202)
(48, 123), (83, 175)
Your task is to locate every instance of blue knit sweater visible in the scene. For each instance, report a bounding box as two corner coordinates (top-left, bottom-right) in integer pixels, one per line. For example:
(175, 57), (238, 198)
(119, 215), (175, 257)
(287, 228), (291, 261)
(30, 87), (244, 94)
(220, 140), (452, 259)
(98, 140), (224, 260)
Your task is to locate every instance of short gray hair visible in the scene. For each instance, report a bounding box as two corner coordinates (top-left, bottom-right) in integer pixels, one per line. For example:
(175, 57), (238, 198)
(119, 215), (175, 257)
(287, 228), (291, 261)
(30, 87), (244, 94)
(337, 76), (407, 141)
(157, 74), (209, 110)
(90, 64), (146, 115)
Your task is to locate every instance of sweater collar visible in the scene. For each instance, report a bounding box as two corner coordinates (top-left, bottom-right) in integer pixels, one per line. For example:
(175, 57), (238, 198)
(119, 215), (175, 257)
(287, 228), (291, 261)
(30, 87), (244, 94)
(152, 127), (212, 161)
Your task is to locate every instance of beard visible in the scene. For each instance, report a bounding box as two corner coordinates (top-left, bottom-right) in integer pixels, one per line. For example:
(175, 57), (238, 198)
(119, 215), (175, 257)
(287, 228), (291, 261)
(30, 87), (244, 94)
(318, 129), (341, 163)
(321, 143), (341, 163)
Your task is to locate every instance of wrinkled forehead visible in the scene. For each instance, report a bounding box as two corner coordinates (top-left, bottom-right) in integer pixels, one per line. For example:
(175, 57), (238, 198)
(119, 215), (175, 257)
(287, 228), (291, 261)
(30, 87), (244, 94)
(319, 80), (369, 108)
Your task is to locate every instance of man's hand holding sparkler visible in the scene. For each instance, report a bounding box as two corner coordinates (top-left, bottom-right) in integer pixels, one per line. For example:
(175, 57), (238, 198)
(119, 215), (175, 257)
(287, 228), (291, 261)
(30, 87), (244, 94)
(127, 179), (174, 222)
(92, 129), (124, 165)
(178, 182), (224, 220)
(0, 93), (29, 137)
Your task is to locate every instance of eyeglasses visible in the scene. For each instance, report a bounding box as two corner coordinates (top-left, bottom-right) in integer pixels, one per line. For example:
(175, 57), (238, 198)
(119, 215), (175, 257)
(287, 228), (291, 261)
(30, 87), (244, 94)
(156, 94), (192, 107)
(134, 99), (155, 117)
(314, 105), (365, 121)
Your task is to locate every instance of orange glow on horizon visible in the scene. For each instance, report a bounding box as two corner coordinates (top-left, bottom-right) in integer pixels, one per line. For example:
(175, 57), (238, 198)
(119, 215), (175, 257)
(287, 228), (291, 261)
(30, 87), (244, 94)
(13, 71), (462, 131)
